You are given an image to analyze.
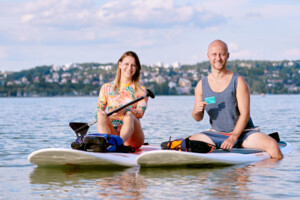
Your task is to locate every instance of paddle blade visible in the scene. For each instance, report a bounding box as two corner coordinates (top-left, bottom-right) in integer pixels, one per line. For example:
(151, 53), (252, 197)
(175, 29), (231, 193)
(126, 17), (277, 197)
(69, 122), (89, 136)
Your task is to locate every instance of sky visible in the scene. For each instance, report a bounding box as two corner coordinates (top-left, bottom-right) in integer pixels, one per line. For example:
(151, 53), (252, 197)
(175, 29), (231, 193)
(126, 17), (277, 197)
(0, 0), (299, 72)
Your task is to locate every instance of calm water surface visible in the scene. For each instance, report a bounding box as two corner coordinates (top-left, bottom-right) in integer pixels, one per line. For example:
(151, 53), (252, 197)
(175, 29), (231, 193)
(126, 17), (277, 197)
(0, 95), (299, 199)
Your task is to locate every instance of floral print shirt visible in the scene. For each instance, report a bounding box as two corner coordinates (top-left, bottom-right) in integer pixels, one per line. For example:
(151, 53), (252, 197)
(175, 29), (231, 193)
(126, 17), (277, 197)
(95, 82), (148, 131)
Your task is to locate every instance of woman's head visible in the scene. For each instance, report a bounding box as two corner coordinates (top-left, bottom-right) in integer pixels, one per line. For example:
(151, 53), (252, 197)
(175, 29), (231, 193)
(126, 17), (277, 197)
(113, 51), (141, 91)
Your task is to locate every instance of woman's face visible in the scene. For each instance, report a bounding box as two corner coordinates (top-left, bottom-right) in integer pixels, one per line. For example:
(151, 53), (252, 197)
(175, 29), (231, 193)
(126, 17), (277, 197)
(119, 56), (137, 81)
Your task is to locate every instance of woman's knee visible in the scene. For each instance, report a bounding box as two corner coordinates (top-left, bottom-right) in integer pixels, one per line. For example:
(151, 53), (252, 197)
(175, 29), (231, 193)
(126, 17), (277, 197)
(124, 129), (144, 148)
(97, 111), (109, 122)
(125, 110), (134, 116)
(123, 111), (135, 121)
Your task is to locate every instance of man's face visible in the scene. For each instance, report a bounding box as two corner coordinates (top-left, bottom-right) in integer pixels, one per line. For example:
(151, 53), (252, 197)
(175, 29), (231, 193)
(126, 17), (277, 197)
(207, 42), (229, 71)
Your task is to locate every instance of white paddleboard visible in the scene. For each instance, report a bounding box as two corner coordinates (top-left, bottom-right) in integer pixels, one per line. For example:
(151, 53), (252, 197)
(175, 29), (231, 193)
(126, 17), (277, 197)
(28, 145), (160, 167)
(137, 142), (292, 167)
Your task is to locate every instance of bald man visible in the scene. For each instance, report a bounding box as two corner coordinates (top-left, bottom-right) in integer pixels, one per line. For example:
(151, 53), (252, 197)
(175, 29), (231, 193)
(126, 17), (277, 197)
(190, 40), (283, 159)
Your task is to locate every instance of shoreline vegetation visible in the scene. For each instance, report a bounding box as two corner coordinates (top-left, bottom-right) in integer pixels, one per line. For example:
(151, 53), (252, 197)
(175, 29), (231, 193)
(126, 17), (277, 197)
(0, 60), (299, 97)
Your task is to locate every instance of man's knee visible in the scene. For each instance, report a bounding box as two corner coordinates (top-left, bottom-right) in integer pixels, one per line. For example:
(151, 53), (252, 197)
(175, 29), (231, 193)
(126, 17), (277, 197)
(265, 137), (281, 152)
(243, 133), (283, 159)
(267, 138), (283, 159)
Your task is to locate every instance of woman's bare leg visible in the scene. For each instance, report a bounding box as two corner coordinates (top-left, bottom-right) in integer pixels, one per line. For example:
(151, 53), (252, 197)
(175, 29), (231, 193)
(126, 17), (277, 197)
(120, 111), (144, 148)
(97, 111), (118, 134)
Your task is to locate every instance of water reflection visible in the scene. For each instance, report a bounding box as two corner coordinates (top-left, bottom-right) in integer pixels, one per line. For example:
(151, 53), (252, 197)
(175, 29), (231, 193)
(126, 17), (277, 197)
(138, 165), (253, 199)
(138, 158), (286, 199)
(96, 167), (146, 199)
(29, 158), (286, 199)
(29, 166), (126, 185)
(30, 166), (146, 199)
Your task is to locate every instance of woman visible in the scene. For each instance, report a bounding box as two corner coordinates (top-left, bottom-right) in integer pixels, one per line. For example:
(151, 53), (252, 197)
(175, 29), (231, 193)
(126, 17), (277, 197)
(95, 51), (148, 149)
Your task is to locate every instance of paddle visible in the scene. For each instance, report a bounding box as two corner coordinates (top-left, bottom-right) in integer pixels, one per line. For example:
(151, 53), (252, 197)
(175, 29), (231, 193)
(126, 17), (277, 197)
(69, 89), (155, 137)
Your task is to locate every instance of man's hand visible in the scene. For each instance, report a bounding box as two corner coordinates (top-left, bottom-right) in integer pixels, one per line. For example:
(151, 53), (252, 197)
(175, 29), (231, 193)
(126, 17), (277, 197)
(194, 101), (208, 114)
(221, 135), (238, 150)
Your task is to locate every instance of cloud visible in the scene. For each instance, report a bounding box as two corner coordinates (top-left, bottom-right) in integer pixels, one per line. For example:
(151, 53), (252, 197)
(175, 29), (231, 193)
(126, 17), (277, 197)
(0, 0), (227, 47)
(230, 49), (257, 59)
(228, 42), (239, 51)
(96, 0), (226, 28)
(202, 0), (300, 21)
(227, 43), (258, 59)
(2, 0), (226, 30)
(18, 0), (95, 29)
(21, 14), (35, 23)
(201, 0), (248, 17)
(250, 4), (300, 19)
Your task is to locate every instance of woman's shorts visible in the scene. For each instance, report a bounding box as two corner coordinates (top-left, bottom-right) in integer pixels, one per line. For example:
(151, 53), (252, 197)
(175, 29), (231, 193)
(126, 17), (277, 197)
(111, 120), (123, 133)
(200, 129), (259, 148)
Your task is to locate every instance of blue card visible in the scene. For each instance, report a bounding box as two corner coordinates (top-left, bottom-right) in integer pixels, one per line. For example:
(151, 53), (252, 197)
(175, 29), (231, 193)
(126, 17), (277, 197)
(204, 96), (216, 104)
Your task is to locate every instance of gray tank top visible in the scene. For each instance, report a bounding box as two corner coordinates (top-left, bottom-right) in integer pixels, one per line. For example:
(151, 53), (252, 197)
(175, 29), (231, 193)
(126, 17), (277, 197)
(202, 72), (254, 132)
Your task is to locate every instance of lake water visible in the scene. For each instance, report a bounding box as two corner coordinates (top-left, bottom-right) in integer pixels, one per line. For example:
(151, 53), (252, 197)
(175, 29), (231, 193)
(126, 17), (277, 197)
(0, 95), (299, 199)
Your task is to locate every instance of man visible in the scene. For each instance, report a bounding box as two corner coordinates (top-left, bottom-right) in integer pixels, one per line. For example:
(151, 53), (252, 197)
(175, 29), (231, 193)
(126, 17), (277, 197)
(190, 39), (283, 159)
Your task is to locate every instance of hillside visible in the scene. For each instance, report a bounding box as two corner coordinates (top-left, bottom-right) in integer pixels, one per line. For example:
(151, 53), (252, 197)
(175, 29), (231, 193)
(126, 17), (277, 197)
(0, 60), (299, 97)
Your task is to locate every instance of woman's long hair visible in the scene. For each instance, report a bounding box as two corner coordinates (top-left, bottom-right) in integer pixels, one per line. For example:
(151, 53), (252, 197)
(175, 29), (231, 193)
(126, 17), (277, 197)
(112, 51), (141, 92)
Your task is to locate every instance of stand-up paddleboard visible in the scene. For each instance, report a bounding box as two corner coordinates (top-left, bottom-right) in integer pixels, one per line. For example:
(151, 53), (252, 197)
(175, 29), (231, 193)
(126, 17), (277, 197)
(137, 141), (292, 168)
(29, 142), (292, 168)
(28, 145), (160, 168)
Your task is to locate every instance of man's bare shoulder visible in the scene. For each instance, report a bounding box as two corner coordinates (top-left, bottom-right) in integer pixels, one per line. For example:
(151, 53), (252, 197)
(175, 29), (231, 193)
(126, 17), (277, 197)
(236, 75), (250, 94)
(237, 75), (248, 87)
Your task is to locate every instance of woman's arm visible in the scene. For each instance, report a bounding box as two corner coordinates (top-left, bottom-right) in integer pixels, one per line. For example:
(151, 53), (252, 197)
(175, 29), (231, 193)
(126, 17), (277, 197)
(95, 85), (108, 117)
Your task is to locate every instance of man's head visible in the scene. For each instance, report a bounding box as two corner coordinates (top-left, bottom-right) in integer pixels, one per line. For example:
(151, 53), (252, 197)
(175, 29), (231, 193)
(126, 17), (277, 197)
(207, 40), (230, 71)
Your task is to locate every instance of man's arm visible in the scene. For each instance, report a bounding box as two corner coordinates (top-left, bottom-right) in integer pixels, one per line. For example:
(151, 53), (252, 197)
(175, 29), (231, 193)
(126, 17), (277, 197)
(192, 80), (208, 121)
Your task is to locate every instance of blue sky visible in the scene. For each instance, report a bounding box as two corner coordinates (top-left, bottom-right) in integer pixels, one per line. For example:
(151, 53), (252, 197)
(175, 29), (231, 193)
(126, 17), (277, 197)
(0, 0), (299, 72)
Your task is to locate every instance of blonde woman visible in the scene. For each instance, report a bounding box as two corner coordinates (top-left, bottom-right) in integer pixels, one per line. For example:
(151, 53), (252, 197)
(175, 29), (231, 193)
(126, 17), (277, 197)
(96, 51), (148, 148)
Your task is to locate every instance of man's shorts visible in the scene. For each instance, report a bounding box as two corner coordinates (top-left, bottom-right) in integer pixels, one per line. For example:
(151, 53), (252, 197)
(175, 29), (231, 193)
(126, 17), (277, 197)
(200, 129), (259, 148)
